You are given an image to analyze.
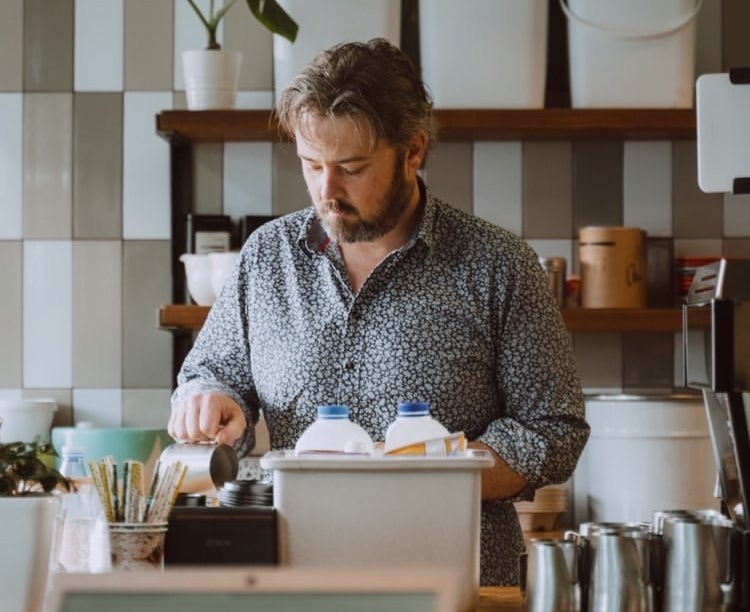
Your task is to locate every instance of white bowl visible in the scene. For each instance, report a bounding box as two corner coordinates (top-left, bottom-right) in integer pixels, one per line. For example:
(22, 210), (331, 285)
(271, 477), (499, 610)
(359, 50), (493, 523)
(208, 251), (239, 298)
(180, 254), (215, 306)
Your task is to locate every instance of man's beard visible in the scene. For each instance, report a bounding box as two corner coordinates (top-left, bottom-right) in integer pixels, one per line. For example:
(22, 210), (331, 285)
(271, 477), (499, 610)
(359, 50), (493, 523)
(316, 156), (413, 243)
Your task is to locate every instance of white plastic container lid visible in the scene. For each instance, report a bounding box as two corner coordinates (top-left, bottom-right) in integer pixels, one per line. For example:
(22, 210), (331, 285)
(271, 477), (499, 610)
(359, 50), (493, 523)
(384, 401), (450, 454)
(294, 405), (374, 456)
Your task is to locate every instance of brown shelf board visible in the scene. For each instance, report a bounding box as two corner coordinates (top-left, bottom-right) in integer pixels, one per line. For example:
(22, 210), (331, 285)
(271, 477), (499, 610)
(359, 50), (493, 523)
(156, 110), (282, 143)
(562, 308), (683, 332)
(160, 304), (684, 334)
(156, 108), (696, 144)
(159, 304), (211, 331)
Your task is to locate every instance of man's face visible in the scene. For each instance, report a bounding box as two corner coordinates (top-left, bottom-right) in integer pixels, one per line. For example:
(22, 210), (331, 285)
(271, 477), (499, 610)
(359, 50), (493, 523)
(295, 115), (418, 243)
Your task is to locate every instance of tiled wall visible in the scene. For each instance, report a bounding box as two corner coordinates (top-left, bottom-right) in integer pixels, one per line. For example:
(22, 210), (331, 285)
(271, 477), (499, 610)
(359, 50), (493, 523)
(2, 0), (750, 430)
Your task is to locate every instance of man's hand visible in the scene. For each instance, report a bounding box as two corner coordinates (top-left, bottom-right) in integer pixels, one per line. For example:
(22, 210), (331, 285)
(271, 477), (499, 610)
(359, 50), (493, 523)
(168, 393), (247, 446)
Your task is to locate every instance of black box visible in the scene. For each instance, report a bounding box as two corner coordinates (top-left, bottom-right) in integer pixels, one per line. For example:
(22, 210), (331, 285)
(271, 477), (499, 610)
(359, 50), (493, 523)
(164, 506), (277, 566)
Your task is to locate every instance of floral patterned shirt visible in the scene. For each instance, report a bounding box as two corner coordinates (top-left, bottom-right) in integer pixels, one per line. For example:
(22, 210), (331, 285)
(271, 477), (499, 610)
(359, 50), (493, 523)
(173, 184), (590, 585)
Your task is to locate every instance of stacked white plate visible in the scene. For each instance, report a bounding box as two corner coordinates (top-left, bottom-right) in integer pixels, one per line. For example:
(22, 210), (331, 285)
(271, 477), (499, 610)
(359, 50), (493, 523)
(514, 483), (569, 532)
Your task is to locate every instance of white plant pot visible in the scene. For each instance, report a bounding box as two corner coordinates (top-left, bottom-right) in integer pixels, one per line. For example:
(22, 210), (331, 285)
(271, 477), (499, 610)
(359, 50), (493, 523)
(182, 49), (242, 110)
(0, 496), (60, 612)
(273, 0), (401, 103)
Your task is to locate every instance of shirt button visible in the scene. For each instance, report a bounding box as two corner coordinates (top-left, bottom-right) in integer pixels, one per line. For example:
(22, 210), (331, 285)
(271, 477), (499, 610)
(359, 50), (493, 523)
(344, 360), (355, 371)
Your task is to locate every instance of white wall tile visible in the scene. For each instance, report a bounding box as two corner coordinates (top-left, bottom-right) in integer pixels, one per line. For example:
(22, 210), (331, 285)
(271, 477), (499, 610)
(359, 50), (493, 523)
(123, 92), (171, 238)
(624, 141), (672, 236)
(723, 192), (750, 237)
(235, 91), (274, 110)
(0, 93), (22, 239)
(23, 241), (72, 388)
(224, 142), (274, 218)
(72, 388), (122, 427)
(75, 0), (124, 91)
(473, 142), (523, 234)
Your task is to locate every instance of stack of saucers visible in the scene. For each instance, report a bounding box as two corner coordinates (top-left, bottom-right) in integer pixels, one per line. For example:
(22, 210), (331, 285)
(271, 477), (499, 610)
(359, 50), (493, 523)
(514, 483), (569, 532)
(218, 479), (273, 507)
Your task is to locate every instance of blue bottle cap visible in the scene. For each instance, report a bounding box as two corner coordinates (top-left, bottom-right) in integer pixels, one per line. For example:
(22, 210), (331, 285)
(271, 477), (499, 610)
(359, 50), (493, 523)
(396, 401), (430, 416)
(317, 405), (349, 419)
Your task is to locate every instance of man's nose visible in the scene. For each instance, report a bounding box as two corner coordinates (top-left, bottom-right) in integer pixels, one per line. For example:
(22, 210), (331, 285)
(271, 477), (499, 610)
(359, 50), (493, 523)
(319, 168), (341, 201)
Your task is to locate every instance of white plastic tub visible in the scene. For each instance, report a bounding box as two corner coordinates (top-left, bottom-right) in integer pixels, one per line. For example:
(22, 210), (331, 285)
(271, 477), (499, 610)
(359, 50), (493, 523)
(0, 399), (57, 443)
(575, 395), (718, 524)
(419, 0), (548, 108)
(562, 0), (702, 108)
(274, 0), (401, 104)
(260, 449), (494, 612)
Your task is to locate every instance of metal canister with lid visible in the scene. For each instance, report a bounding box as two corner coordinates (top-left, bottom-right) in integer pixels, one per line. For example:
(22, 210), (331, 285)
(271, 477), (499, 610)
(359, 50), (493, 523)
(539, 257), (567, 307)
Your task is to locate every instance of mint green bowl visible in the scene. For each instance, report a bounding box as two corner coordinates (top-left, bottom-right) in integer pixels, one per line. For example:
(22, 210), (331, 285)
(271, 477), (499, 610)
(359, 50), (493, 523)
(50, 426), (173, 475)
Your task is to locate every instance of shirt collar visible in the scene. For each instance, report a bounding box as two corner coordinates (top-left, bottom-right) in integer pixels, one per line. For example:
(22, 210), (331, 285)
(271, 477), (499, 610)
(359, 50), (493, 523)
(297, 177), (437, 257)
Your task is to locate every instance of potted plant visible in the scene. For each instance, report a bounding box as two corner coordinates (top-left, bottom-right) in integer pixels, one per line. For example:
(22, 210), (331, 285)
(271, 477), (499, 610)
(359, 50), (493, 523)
(0, 441), (70, 612)
(0, 440), (69, 496)
(183, 0), (299, 110)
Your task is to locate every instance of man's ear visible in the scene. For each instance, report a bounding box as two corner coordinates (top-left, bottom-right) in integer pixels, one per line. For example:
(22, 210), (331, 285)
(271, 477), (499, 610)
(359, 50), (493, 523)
(406, 132), (429, 171)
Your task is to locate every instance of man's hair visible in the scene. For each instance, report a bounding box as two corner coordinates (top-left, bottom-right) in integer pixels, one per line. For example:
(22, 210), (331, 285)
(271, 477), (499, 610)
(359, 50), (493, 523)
(276, 38), (436, 162)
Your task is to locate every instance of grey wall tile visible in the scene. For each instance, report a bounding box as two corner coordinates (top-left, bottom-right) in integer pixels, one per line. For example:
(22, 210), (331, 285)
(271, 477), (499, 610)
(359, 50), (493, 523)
(523, 142), (573, 238)
(123, 240), (172, 388)
(273, 142), (309, 215)
(572, 332), (623, 391)
(672, 141), (723, 238)
(572, 142), (623, 231)
(23, 93), (73, 238)
(723, 0), (750, 69)
(122, 388), (172, 428)
(423, 142), (473, 214)
(224, 4), (274, 91)
(695, 0), (723, 77)
(0, 0), (23, 91)
(623, 334), (674, 393)
(124, 0), (173, 91)
(725, 237), (750, 258)
(193, 143), (224, 214)
(724, 192), (750, 237)
(23, 0), (74, 91)
(73, 241), (122, 387)
(0, 242), (22, 387)
(646, 238), (675, 307)
(74, 93), (123, 239)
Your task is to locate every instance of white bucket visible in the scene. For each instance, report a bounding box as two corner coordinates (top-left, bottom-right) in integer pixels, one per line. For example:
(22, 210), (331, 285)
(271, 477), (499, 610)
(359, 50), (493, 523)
(0, 399), (57, 443)
(561, 0), (702, 108)
(274, 0), (401, 104)
(575, 395), (719, 524)
(419, 0), (548, 108)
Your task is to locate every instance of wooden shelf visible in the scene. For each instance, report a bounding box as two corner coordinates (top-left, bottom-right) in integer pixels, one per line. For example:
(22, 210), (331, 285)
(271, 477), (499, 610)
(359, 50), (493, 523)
(156, 108), (696, 144)
(561, 308), (683, 332)
(159, 304), (684, 333)
(159, 304), (211, 331)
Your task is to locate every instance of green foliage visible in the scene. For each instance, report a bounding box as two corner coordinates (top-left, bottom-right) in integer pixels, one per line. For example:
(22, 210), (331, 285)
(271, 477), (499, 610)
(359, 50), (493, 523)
(0, 441), (70, 496)
(185, 0), (298, 50)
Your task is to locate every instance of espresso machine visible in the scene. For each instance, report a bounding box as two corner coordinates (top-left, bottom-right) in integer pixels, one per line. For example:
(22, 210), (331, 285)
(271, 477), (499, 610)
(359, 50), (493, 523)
(683, 258), (750, 611)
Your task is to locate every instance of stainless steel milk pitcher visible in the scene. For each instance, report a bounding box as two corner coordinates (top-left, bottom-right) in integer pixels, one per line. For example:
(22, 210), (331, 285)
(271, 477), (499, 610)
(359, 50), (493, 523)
(522, 538), (582, 612)
(660, 513), (738, 612)
(566, 522), (656, 612)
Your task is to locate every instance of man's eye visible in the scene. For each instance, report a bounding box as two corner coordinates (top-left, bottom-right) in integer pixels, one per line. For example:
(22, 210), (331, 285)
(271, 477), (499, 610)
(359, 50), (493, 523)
(341, 166), (364, 176)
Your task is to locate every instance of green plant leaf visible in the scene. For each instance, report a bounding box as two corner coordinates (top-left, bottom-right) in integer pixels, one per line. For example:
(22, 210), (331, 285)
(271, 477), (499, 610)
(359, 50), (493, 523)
(246, 0), (299, 42)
